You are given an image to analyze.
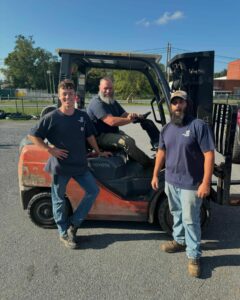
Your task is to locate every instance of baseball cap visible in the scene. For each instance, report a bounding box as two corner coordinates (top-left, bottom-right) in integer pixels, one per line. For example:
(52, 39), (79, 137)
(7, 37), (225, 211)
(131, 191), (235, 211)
(170, 90), (188, 102)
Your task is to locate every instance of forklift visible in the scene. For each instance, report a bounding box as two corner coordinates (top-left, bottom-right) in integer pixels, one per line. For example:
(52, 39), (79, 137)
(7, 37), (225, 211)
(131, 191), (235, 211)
(18, 49), (240, 234)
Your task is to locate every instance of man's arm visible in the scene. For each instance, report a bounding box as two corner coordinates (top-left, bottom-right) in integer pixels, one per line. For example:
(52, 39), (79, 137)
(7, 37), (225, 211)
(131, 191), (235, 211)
(102, 111), (143, 127)
(87, 135), (112, 157)
(28, 135), (68, 160)
(197, 150), (215, 198)
(101, 114), (133, 127)
(151, 149), (166, 190)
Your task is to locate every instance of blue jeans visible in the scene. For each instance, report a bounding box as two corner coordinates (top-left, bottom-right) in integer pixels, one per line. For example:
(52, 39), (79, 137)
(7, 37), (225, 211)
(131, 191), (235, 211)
(165, 182), (202, 259)
(51, 170), (99, 237)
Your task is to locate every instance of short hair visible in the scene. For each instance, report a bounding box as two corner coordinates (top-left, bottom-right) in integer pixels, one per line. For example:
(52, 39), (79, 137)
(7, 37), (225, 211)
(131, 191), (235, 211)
(58, 79), (75, 91)
(100, 77), (113, 85)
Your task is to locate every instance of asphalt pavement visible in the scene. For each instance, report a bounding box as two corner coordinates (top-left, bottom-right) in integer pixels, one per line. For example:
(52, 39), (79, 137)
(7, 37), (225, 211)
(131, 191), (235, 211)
(0, 109), (240, 300)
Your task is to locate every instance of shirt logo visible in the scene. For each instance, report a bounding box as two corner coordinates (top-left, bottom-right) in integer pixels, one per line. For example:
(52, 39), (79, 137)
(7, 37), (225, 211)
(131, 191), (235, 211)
(78, 117), (84, 123)
(182, 130), (190, 137)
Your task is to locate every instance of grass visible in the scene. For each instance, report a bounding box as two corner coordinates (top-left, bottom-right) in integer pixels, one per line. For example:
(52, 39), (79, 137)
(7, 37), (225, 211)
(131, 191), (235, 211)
(0, 99), (55, 116)
(1, 107), (41, 116)
(0, 98), (157, 116)
(1, 97), (238, 119)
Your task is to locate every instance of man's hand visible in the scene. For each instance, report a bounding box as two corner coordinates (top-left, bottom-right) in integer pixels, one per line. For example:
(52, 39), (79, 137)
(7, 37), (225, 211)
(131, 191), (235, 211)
(151, 175), (159, 190)
(127, 113), (140, 121)
(99, 151), (112, 158)
(48, 147), (69, 160)
(151, 149), (165, 191)
(197, 182), (211, 198)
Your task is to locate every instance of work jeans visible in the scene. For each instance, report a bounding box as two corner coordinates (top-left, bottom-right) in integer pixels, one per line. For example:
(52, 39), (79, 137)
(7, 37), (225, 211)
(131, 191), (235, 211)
(97, 130), (151, 167)
(51, 171), (99, 237)
(165, 182), (202, 259)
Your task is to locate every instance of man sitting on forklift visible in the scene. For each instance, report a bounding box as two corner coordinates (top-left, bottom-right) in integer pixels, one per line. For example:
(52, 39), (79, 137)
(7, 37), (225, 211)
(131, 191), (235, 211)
(87, 77), (153, 168)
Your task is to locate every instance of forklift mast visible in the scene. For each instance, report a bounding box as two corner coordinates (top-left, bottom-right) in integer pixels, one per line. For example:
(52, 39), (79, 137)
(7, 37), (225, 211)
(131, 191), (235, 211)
(169, 51), (214, 126)
(169, 50), (239, 205)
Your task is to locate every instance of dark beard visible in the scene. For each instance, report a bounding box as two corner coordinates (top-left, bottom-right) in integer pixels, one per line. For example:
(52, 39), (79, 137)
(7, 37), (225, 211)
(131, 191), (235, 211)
(171, 111), (185, 126)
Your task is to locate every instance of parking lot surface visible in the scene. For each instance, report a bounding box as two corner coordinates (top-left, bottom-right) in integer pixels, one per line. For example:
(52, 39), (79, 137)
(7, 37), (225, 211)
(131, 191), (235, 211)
(0, 109), (240, 300)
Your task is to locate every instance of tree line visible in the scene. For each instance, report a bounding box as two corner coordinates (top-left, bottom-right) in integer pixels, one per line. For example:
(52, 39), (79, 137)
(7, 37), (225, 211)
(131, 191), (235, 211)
(1, 35), (158, 100)
(1, 35), (227, 100)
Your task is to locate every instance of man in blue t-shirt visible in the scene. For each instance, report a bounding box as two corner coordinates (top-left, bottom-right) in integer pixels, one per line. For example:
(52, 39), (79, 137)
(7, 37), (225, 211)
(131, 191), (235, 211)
(28, 79), (111, 249)
(151, 90), (215, 277)
(87, 77), (152, 167)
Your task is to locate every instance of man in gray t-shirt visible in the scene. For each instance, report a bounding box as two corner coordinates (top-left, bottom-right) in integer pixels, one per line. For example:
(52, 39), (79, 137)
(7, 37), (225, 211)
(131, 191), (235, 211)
(151, 90), (215, 278)
(29, 79), (111, 249)
(87, 77), (152, 168)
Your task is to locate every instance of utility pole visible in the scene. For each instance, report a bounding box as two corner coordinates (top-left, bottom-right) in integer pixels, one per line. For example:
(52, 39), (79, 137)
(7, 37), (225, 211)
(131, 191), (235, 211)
(52, 73), (55, 94)
(166, 42), (172, 82)
(46, 70), (52, 94)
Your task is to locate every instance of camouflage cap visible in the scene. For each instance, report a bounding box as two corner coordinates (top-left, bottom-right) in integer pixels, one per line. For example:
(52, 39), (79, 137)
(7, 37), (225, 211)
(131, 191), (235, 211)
(170, 90), (188, 102)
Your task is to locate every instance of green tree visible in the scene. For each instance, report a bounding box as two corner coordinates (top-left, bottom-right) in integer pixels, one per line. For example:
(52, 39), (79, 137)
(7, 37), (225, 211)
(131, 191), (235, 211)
(86, 69), (111, 93)
(113, 70), (153, 101)
(214, 69), (227, 78)
(1, 35), (59, 90)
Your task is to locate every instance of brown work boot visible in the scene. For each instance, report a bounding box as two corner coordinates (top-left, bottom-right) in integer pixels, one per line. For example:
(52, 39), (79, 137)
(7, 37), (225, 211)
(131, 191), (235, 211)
(160, 240), (186, 253)
(59, 234), (78, 249)
(188, 259), (201, 278)
(67, 225), (78, 243)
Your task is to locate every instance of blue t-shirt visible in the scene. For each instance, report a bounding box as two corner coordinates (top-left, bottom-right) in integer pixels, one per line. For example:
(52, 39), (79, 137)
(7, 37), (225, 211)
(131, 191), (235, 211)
(158, 117), (215, 190)
(30, 109), (95, 175)
(87, 95), (125, 135)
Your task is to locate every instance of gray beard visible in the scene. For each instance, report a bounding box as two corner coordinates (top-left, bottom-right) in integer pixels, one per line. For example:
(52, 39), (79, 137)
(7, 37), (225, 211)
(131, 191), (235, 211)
(98, 92), (115, 104)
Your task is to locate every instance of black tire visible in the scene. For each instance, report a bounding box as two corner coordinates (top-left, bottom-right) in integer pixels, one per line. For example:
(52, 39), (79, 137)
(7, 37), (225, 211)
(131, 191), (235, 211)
(157, 196), (173, 235)
(157, 195), (210, 236)
(232, 128), (240, 164)
(40, 105), (56, 119)
(27, 192), (56, 228)
(0, 109), (6, 119)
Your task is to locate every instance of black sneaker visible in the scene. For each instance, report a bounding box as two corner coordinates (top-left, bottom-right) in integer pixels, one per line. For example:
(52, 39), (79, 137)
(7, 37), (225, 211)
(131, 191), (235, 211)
(59, 234), (78, 249)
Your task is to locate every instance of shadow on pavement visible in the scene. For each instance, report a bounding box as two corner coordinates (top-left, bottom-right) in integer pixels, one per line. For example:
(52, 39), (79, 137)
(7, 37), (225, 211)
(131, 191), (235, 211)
(74, 220), (169, 250)
(0, 144), (18, 149)
(202, 240), (240, 251)
(81, 220), (161, 231)
(201, 254), (240, 279)
(76, 232), (166, 250)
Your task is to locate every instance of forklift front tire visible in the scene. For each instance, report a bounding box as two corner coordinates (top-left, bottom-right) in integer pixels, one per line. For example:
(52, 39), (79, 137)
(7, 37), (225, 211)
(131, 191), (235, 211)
(157, 196), (173, 236)
(157, 196), (210, 236)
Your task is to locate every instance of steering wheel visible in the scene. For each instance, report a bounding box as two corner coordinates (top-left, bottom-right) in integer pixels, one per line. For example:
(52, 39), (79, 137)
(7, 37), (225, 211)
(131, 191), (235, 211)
(132, 111), (151, 123)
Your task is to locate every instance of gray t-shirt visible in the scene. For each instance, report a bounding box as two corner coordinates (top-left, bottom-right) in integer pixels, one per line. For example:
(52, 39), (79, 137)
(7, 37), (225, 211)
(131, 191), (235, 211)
(30, 109), (95, 175)
(159, 117), (215, 190)
(87, 95), (125, 135)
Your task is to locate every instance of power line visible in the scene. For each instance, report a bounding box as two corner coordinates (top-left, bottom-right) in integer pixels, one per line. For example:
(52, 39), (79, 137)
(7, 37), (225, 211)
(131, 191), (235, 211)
(132, 47), (167, 53)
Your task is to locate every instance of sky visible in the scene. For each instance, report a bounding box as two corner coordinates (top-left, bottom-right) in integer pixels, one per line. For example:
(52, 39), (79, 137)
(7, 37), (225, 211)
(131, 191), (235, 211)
(1, 0), (240, 76)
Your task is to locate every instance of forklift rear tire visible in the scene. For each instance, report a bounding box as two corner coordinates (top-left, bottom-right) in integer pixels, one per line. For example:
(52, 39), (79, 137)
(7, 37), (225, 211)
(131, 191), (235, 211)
(27, 192), (56, 228)
(27, 192), (73, 229)
(157, 196), (210, 236)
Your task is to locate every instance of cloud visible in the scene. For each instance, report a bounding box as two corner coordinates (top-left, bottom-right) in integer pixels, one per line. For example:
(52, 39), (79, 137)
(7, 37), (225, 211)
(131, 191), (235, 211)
(136, 18), (150, 27)
(155, 11), (184, 25)
(136, 11), (184, 27)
